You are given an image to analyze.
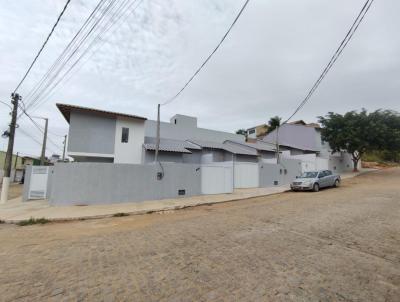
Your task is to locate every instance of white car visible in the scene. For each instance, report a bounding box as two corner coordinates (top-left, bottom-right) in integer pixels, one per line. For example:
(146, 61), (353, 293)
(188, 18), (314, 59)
(291, 170), (341, 192)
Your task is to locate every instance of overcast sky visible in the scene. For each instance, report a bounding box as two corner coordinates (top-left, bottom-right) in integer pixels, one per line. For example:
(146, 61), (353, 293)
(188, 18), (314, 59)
(0, 0), (399, 156)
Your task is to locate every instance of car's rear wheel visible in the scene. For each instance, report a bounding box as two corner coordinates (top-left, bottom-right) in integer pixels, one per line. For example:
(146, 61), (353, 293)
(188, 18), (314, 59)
(313, 183), (319, 192)
(334, 179), (340, 187)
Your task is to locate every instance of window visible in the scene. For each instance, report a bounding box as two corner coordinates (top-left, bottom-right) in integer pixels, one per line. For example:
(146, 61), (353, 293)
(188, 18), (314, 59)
(248, 129), (255, 134)
(121, 127), (129, 143)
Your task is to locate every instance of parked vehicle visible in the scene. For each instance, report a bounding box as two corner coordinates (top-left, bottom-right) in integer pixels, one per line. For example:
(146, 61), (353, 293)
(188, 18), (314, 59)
(290, 170), (341, 192)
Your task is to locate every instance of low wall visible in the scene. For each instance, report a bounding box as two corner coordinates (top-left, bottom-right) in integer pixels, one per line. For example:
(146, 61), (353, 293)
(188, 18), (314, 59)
(259, 158), (302, 187)
(49, 162), (201, 205)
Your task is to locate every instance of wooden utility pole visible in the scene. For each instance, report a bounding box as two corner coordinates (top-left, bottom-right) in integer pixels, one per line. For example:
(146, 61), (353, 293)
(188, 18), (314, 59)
(1, 93), (20, 204)
(40, 118), (48, 166)
(13, 152), (19, 182)
(62, 135), (67, 161)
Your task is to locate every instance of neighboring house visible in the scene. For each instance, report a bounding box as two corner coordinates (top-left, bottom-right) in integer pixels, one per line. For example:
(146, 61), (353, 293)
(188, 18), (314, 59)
(262, 122), (357, 172)
(246, 124), (269, 139)
(0, 150), (24, 182)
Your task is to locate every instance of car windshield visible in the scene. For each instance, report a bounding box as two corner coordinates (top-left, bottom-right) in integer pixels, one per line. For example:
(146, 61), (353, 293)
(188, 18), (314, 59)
(301, 172), (318, 178)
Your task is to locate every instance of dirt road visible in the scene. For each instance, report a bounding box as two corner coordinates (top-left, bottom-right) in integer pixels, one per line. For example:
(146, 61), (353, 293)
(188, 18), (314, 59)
(0, 168), (399, 301)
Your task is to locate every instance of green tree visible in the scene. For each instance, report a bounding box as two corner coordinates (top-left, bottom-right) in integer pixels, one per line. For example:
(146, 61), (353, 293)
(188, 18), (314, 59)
(318, 109), (400, 171)
(236, 129), (247, 136)
(267, 116), (282, 134)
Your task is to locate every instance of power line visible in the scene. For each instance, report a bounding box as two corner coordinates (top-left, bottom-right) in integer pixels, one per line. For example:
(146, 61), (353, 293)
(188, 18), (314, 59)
(161, 0), (251, 106)
(13, 0), (73, 93)
(0, 100), (12, 110)
(283, 0), (375, 124)
(26, 0), (143, 114)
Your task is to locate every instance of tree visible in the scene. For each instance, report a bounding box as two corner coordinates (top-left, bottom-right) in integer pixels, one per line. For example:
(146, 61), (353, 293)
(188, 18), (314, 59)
(318, 109), (400, 171)
(236, 129), (247, 136)
(267, 116), (281, 134)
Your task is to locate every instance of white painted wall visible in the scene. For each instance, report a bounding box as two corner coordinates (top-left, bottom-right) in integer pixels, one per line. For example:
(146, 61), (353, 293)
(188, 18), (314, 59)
(114, 117), (145, 164)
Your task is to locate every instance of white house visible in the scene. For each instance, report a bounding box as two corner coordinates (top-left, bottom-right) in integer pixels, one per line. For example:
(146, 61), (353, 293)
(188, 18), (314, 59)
(57, 103), (277, 165)
(262, 120), (358, 172)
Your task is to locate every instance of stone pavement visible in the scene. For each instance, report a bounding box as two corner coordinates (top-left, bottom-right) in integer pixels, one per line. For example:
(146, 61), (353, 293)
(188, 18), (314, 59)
(0, 168), (398, 301)
(0, 170), (369, 223)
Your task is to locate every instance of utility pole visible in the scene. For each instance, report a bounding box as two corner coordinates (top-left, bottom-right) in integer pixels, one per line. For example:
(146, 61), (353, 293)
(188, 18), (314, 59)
(155, 104), (160, 163)
(40, 118), (48, 166)
(62, 135), (67, 161)
(1, 93), (20, 204)
(275, 126), (280, 164)
(13, 152), (19, 182)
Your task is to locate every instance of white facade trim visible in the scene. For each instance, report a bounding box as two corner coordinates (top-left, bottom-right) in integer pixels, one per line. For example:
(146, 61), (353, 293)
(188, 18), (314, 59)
(68, 151), (114, 158)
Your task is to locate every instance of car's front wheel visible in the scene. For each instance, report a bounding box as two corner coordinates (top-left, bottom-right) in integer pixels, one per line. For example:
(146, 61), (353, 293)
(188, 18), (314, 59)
(334, 179), (340, 188)
(313, 183), (320, 192)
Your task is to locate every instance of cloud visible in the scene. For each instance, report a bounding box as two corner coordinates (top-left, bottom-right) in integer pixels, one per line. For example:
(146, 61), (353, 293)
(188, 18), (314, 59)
(0, 0), (399, 156)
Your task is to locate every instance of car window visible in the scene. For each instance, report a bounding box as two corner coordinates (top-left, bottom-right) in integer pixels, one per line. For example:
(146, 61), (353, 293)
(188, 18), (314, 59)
(325, 170), (332, 176)
(318, 172), (325, 178)
(301, 172), (318, 178)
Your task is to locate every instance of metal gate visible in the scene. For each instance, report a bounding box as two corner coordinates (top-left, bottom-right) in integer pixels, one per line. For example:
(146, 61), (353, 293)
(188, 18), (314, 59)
(201, 164), (233, 195)
(234, 162), (259, 188)
(28, 166), (49, 200)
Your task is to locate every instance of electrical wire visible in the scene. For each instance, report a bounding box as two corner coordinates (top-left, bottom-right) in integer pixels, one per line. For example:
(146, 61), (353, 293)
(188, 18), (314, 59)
(13, 0), (73, 93)
(26, 0), (143, 114)
(161, 0), (251, 106)
(283, 0), (375, 124)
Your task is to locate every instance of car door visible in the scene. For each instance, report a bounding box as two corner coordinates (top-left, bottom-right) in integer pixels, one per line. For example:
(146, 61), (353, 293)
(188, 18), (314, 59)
(317, 171), (326, 187)
(324, 170), (334, 186)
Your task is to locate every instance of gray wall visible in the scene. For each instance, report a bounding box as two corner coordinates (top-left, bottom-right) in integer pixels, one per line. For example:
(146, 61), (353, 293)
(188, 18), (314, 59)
(143, 150), (184, 163)
(259, 158), (302, 187)
(68, 111), (116, 155)
(50, 162), (201, 205)
(145, 120), (245, 143)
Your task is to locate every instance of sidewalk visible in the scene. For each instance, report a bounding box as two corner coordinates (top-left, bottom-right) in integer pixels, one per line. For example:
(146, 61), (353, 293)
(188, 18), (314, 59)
(0, 170), (372, 223)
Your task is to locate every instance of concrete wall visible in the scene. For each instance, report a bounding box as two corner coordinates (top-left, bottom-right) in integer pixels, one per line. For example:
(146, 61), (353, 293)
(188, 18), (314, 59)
(68, 111), (116, 155)
(114, 117), (145, 164)
(259, 158), (302, 187)
(49, 162), (201, 205)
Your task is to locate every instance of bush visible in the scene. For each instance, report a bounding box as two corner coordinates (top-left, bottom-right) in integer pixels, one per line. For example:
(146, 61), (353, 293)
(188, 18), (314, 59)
(17, 217), (50, 226)
(113, 212), (129, 217)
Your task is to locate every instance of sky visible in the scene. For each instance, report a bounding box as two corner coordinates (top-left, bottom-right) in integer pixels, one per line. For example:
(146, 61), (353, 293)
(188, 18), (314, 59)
(0, 0), (399, 157)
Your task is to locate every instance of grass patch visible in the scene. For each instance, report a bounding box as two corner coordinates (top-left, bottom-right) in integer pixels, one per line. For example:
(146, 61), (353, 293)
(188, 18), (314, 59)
(17, 217), (51, 226)
(113, 212), (129, 217)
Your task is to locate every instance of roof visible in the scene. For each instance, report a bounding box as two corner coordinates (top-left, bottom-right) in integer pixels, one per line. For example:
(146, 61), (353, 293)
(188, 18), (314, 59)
(188, 139), (257, 156)
(56, 103), (147, 123)
(143, 137), (201, 154)
(225, 140), (276, 152)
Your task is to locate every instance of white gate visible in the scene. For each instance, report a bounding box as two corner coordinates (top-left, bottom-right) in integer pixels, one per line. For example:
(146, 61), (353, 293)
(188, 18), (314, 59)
(201, 164), (233, 194)
(234, 162), (259, 188)
(28, 166), (49, 199)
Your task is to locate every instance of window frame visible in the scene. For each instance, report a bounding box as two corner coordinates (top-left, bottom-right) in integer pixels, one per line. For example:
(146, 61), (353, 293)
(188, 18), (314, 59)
(121, 127), (129, 143)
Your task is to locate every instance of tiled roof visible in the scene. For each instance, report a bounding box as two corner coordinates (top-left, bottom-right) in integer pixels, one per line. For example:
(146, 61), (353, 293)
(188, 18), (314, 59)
(225, 140), (276, 152)
(56, 103), (147, 123)
(143, 137), (201, 153)
(188, 139), (257, 156)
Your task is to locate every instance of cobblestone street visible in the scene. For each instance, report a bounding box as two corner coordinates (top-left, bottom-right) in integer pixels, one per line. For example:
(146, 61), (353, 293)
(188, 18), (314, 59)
(0, 168), (399, 301)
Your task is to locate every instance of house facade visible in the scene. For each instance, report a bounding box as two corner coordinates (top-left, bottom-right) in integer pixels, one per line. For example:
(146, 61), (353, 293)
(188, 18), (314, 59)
(57, 103), (276, 165)
(262, 121), (358, 172)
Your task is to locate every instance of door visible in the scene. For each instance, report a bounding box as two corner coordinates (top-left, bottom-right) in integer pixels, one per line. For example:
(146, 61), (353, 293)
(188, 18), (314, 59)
(28, 166), (49, 199)
(234, 162), (259, 188)
(201, 164), (233, 194)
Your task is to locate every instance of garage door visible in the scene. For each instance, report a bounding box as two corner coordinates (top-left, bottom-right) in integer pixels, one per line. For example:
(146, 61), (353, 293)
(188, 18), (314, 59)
(234, 162), (259, 188)
(201, 164), (233, 195)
